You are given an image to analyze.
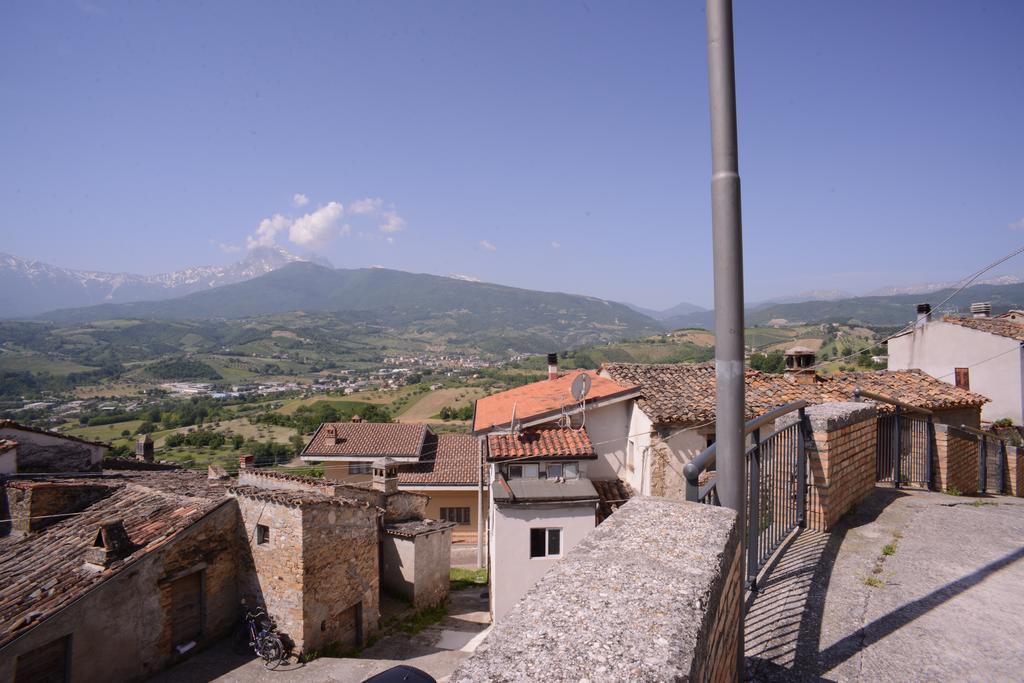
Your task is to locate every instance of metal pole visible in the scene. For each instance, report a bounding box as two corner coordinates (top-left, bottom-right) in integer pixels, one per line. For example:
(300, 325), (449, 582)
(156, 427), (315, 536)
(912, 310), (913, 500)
(797, 407), (807, 527)
(1000, 440), (1007, 495)
(747, 428), (760, 590)
(894, 407), (902, 488)
(980, 436), (988, 494)
(706, 0), (746, 542)
(925, 416), (934, 491)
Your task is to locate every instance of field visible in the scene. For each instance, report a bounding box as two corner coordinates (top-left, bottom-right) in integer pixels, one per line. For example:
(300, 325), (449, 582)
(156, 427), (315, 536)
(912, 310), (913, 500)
(66, 420), (144, 442)
(397, 387), (487, 424)
(0, 353), (98, 376)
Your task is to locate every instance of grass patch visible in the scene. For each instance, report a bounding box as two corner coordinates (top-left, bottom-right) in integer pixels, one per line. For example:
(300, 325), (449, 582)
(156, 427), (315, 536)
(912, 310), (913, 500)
(398, 604), (447, 635)
(945, 485), (963, 496)
(882, 544), (896, 556)
(450, 567), (488, 591)
(863, 576), (885, 588)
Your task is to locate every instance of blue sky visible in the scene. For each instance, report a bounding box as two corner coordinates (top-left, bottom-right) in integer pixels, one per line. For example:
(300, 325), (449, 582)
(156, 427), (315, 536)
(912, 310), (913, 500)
(2, 1), (1022, 309)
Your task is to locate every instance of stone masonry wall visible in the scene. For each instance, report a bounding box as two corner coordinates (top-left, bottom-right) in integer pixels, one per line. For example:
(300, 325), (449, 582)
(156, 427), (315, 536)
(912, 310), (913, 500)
(934, 425), (978, 494)
(300, 504), (379, 652)
(233, 495), (307, 649)
(4, 482), (113, 533)
(451, 497), (740, 682)
(780, 403), (877, 532)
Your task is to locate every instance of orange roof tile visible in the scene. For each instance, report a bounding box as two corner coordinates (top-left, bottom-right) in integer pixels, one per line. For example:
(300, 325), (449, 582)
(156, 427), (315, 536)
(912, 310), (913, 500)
(487, 427), (596, 461)
(472, 371), (639, 433)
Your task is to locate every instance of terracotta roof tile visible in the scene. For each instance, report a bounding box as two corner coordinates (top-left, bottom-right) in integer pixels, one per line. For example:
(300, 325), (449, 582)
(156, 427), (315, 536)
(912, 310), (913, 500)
(487, 428), (596, 461)
(942, 316), (1024, 342)
(601, 363), (987, 426)
(303, 422), (430, 459)
(592, 478), (634, 524)
(397, 434), (481, 487)
(0, 470), (227, 648)
(473, 371), (639, 433)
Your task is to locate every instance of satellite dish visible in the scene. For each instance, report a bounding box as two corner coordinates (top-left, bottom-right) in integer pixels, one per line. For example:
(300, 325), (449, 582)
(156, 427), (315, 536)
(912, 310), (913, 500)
(571, 373), (592, 402)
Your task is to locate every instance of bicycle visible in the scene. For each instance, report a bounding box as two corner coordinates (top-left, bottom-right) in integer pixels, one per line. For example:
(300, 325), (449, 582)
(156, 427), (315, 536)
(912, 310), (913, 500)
(239, 604), (287, 670)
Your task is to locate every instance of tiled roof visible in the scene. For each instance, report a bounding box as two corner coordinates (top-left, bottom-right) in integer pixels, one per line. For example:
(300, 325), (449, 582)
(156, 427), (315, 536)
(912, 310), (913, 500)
(0, 470), (227, 648)
(227, 485), (366, 508)
(487, 428), (596, 461)
(602, 363), (987, 426)
(397, 434), (481, 487)
(302, 422), (430, 459)
(593, 478), (633, 524)
(942, 316), (1024, 342)
(473, 371), (639, 433)
(0, 420), (106, 448)
(384, 519), (457, 538)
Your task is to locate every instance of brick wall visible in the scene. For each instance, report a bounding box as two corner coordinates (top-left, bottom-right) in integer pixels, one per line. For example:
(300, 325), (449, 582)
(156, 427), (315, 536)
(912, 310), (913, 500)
(794, 403), (878, 532)
(1007, 446), (1024, 497)
(934, 425), (978, 494)
(696, 545), (742, 683)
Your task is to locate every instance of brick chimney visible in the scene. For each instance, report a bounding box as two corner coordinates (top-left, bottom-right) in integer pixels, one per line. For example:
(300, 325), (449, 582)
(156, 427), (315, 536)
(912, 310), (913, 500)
(136, 434), (154, 462)
(84, 519), (132, 568)
(239, 454), (255, 470)
(351, 415), (363, 423)
(784, 346), (817, 385)
(547, 353), (559, 381)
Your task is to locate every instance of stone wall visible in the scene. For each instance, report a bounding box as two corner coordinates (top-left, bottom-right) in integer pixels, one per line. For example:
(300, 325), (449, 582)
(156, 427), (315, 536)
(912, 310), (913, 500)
(452, 497), (740, 682)
(780, 403), (878, 532)
(0, 427), (103, 473)
(934, 424), (978, 494)
(3, 481), (114, 534)
(0, 501), (240, 683)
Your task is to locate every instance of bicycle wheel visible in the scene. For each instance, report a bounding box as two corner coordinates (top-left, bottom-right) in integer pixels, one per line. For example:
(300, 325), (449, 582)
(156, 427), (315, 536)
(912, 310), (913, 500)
(259, 634), (285, 670)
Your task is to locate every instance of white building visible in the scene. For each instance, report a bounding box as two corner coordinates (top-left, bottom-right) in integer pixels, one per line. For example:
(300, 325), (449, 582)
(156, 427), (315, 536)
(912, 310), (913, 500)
(887, 304), (1024, 424)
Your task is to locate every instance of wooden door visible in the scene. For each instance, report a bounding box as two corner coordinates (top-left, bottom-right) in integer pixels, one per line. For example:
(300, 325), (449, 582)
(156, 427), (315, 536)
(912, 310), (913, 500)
(170, 572), (203, 648)
(16, 635), (69, 683)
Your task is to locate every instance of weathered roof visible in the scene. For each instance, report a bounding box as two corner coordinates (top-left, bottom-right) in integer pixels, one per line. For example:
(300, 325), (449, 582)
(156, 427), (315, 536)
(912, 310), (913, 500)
(384, 519), (457, 538)
(0, 440), (17, 455)
(227, 485), (367, 509)
(487, 428), (596, 462)
(942, 316), (1024, 342)
(0, 420), (106, 449)
(491, 476), (599, 503)
(602, 363), (987, 426)
(302, 422), (431, 459)
(398, 434), (480, 487)
(592, 478), (634, 524)
(473, 371), (640, 433)
(0, 470), (227, 648)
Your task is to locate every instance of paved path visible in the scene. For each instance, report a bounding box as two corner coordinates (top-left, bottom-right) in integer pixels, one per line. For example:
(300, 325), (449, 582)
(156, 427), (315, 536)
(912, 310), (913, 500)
(745, 486), (1024, 681)
(155, 587), (490, 683)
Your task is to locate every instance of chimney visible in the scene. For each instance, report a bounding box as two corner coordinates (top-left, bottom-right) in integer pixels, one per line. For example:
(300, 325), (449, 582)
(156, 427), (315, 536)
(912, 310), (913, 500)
(351, 415), (363, 423)
(239, 454), (255, 470)
(372, 457), (398, 495)
(971, 302), (992, 318)
(547, 353), (559, 381)
(84, 519), (132, 568)
(135, 434), (154, 462)
(916, 303), (932, 327)
(784, 346), (817, 385)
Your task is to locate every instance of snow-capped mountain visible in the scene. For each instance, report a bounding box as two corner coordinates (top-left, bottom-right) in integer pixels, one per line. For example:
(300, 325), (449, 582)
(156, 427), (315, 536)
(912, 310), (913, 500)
(865, 275), (1024, 297)
(0, 247), (322, 318)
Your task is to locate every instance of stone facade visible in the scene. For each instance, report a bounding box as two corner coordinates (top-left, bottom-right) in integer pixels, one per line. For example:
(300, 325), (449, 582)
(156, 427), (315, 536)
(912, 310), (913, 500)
(933, 424), (978, 494)
(3, 481), (112, 533)
(0, 501), (239, 683)
(231, 489), (380, 653)
(0, 424), (105, 473)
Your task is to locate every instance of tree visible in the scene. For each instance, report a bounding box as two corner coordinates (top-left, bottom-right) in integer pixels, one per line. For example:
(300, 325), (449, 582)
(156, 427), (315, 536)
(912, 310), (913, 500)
(749, 350), (786, 374)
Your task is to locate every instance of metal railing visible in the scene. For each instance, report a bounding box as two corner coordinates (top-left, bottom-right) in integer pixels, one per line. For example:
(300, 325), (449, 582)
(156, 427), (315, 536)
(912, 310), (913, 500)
(856, 388), (933, 489)
(958, 424), (1011, 495)
(684, 400), (809, 590)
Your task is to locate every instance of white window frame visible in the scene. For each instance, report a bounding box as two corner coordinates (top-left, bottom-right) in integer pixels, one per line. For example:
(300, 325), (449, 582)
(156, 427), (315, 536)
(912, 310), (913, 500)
(529, 527), (562, 559)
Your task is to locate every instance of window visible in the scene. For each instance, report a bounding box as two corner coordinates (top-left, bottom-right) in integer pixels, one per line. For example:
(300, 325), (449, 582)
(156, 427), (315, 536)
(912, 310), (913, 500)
(955, 368), (970, 391)
(529, 528), (562, 558)
(506, 463), (538, 479)
(542, 463), (563, 479)
(349, 461), (372, 475)
(256, 524), (270, 545)
(563, 462), (579, 479)
(441, 507), (471, 525)
(626, 439), (636, 471)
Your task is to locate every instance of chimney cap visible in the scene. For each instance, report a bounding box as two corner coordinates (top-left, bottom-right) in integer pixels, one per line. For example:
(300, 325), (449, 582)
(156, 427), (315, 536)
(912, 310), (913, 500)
(916, 303), (932, 314)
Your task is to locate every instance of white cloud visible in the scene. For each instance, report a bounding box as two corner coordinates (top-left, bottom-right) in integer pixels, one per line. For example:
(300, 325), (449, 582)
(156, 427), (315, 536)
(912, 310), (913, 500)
(1010, 217), (1024, 230)
(289, 202), (345, 249)
(218, 242), (242, 254)
(551, 241), (561, 249)
(349, 197), (383, 215)
(379, 210), (406, 233)
(292, 193), (310, 207)
(479, 240), (497, 252)
(247, 214), (291, 249)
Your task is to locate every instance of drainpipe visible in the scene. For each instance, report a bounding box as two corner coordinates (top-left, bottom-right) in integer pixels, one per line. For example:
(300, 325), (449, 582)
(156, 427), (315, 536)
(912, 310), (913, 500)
(706, 0), (747, 672)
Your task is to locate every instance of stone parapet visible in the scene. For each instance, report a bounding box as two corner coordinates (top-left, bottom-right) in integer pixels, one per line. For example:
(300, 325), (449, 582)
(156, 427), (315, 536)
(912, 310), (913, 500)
(451, 497), (740, 682)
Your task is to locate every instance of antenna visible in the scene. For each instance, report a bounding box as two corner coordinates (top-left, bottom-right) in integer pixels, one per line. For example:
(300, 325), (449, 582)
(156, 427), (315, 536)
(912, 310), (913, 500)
(570, 373), (592, 402)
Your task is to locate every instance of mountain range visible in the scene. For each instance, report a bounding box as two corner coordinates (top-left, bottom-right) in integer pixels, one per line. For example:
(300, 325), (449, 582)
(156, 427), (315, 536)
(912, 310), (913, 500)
(0, 247), (316, 318)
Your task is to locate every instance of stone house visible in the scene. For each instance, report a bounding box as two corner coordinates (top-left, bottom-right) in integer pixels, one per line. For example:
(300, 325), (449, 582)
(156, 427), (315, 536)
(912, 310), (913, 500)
(1, 457), (454, 680)
(888, 303), (1024, 424)
(601, 352), (988, 499)
(0, 420), (106, 473)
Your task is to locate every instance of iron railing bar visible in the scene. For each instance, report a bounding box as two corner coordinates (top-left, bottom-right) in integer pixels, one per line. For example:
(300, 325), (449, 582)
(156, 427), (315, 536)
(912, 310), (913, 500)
(754, 420), (801, 448)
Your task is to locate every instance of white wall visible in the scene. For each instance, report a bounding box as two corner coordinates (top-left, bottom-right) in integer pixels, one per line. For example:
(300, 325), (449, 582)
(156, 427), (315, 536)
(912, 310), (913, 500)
(582, 401), (631, 480)
(887, 321), (1023, 424)
(625, 404), (653, 494)
(489, 501), (596, 621)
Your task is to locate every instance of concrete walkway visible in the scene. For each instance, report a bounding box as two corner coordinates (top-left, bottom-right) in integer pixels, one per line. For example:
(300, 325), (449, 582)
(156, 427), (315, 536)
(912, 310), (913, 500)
(745, 486), (1024, 681)
(155, 587), (490, 683)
